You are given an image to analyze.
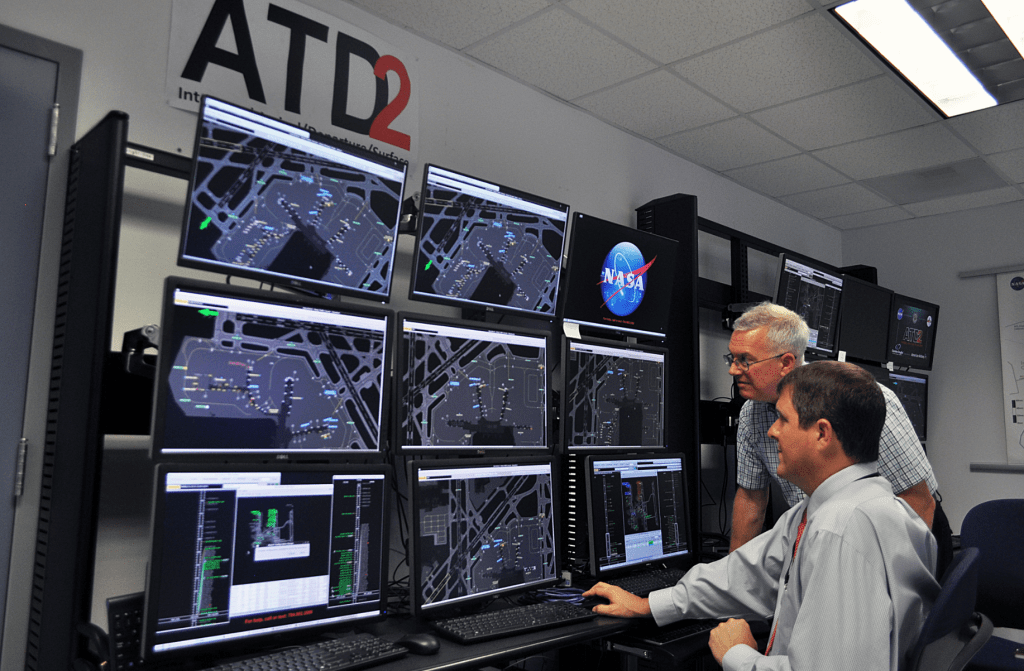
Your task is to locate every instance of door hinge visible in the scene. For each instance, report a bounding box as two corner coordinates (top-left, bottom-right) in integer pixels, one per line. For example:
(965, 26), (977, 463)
(48, 103), (60, 157)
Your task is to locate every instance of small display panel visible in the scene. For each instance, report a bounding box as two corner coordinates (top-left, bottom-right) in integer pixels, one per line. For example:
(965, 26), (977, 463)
(178, 96), (408, 301)
(152, 277), (390, 458)
(408, 459), (560, 615)
(887, 293), (939, 370)
(409, 164), (570, 317)
(774, 253), (844, 357)
(876, 369), (929, 442)
(396, 315), (550, 453)
(562, 338), (667, 452)
(142, 464), (390, 664)
(561, 213), (679, 339)
(837, 275), (893, 365)
(586, 455), (690, 578)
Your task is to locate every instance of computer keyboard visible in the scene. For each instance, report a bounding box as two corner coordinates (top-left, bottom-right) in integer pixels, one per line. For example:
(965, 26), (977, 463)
(202, 632), (408, 671)
(603, 568), (686, 597)
(431, 601), (598, 644)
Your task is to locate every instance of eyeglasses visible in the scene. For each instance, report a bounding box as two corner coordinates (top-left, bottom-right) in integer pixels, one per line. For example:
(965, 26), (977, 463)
(723, 351), (786, 372)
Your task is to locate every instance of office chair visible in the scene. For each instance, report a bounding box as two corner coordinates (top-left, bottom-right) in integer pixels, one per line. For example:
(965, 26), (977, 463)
(960, 498), (1024, 671)
(906, 547), (992, 671)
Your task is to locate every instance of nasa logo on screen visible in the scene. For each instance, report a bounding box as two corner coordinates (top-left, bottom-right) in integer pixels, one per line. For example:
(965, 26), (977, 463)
(599, 242), (656, 317)
(896, 307), (904, 320)
(1011, 276), (1024, 291)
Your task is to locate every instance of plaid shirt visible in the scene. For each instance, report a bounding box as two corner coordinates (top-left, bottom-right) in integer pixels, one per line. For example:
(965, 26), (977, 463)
(736, 384), (938, 506)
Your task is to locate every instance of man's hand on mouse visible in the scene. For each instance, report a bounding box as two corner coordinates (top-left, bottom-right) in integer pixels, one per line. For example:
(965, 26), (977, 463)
(580, 583), (652, 618)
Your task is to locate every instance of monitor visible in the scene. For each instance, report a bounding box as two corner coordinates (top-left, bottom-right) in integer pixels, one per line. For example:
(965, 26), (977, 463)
(585, 454), (691, 579)
(408, 164), (571, 318)
(178, 96), (408, 301)
(561, 337), (668, 453)
(152, 277), (391, 459)
(408, 458), (561, 616)
(872, 369), (929, 442)
(395, 314), (551, 453)
(561, 213), (679, 339)
(887, 293), (939, 370)
(836, 274), (893, 364)
(773, 253), (844, 358)
(142, 463), (391, 666)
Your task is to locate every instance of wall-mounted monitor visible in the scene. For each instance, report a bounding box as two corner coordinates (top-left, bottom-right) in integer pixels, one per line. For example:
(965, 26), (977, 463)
(836, 274), (893, 365)
(584, 454), (691, 579)
(178, 96), (408, 301)
(871, 369), (929, 442)
(408, 164), (570, 318)
(561, 213), (679, 339)
(395, 314), (551, 453)
(408, 458), (561, 617)
(141, 463), (390, 667)
(887, 293), (939, 370)
(152, 277), (391, 459)
(773, 253), (844, 358)
(561, 338), (668, 453)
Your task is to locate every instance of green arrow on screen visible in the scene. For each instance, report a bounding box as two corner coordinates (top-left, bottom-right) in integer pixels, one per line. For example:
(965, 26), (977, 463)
(200, 216), (212, 230)
(425, 260), (433, 271)
(198, 309), (218, 317)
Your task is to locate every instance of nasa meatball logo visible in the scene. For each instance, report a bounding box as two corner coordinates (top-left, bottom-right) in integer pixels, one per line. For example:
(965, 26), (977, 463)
(1011, 276), (1024, 291)
(598, 242), (656, 317)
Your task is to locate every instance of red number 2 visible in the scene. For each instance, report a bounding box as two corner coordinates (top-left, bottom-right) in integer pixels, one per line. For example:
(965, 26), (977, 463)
(369, 55), (411, 151)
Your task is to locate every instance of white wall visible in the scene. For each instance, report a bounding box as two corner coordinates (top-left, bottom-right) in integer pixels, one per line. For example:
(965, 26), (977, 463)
(842, 201), (1024, 532)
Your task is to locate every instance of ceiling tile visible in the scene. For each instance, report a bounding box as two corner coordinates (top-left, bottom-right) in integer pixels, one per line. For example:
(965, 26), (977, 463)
(825, 207), (914, 231)
(779, 182), (893, 218)
(658, 118), (799, 171)
(812, 124), (976, 180)
(725, 154), (849, 196)
(947, 100), (1024, 154)
(565, 0), (811, 64)
(988, 149), (1024, 184)
(750, 77), (936, 151)
(904, 187), (1023, 217)
(466, 9), (654, 100)
(673, 13), (881, 112)
(575, 70), (734, 138)
(346, 0), (549, 50)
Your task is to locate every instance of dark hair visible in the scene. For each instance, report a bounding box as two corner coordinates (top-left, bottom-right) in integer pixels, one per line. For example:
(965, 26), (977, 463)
(776, 361), (885, 463)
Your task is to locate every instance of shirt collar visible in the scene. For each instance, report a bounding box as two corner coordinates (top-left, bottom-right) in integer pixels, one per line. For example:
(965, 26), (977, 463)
(806, 461), (880, 519)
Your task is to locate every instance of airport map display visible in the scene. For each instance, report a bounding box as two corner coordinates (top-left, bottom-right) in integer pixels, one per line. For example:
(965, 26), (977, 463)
(415, 466), (556, 608)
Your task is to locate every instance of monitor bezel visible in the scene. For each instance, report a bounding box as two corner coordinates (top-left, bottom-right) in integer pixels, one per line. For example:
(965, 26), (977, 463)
(836, 274), (894, 365)
(141, 461), (393, 667)
(150, 276), (393, 462)
(560, 212), (680, 339)
(886, 293), (940, 371)
(772, 252), (845, 359)
(393, 311), (554, 455)
(560, 335), (670, 454)
(406, 456), (563, 618)
(177, 96), (409, 303)
(583, 452), (692, 580)
(406, 163), (571, 320)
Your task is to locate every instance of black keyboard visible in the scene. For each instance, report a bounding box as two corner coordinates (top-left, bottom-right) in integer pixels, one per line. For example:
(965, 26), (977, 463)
(603, 568), (685, 597)
(203, 632), (407, 671)
(431, 601), (598, 644)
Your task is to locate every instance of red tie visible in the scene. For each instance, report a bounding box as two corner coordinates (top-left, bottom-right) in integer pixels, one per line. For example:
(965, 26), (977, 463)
(764, 510), (808, 656)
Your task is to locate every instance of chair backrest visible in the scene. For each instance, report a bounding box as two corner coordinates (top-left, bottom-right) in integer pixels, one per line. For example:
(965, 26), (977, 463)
(905, 547), (993, 671)
(960, 498), (1024, 629)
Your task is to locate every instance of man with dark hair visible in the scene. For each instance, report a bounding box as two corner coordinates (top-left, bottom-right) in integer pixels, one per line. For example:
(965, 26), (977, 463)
(584, 361), (939, 670)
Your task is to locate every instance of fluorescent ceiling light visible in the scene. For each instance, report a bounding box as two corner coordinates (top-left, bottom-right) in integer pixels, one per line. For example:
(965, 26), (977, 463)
(836, 0), (997, 116)
(982, 0), (1024, 60)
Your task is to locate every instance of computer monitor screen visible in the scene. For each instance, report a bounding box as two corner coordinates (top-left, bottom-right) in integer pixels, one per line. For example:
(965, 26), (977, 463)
(887, 294), (939, 370)
(396, 314), (550, 453)
(408, 459), (560, 616)
(408, 164), (570, 317)
(585, 454), (690, 578)
(561, 213), (679, 339)
(773, 253), (844, 357)
(837, 275), (893, 364)
(152, 277), (391, 458)
(874, 370), (929, 441)
(562, 338), (667, 452)
(178, 96), (408, 301)
(142, 463), (390, 665)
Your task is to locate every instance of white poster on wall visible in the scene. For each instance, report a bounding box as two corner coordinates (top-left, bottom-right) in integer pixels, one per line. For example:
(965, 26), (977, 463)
(166, 0), (417, 162)
(996, 270), (1024, 464)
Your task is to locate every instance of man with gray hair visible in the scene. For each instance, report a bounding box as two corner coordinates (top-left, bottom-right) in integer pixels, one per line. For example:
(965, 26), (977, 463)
(726, 302), (939, 554)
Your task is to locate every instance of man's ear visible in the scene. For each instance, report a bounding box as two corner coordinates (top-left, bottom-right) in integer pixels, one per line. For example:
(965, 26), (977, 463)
(815, 417), (835, 450)
(780, 352), (799, 375)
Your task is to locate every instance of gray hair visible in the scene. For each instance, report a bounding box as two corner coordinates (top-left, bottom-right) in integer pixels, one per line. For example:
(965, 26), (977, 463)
(733, 302), (809, 364)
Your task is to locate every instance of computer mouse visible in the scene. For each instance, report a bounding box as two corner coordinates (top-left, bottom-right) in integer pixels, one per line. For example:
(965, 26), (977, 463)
(396, 632), (441, 655)
(580, 595), (610, 609)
